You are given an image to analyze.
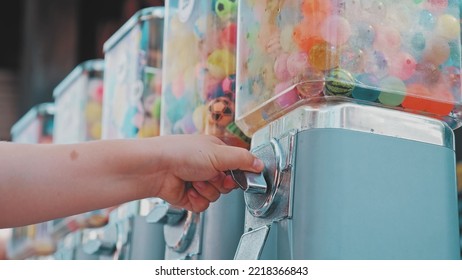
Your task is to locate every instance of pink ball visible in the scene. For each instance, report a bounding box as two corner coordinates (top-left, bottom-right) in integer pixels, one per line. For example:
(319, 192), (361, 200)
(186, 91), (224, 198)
(274, 81), (299, 108)
(423, 36), (450, 65)
(92, 82), (104, 103)
(172, 76), (185, 98)
(373, 25), (401, 53)
(222, 75), (236, 96)
(220, 23), (237, 48)
(425, 0), (448, 13)
(321, 15), (352, 46)
(389, 52), (417, 80)
(274, 53), (291, 81)
(286, 52), (310, 77)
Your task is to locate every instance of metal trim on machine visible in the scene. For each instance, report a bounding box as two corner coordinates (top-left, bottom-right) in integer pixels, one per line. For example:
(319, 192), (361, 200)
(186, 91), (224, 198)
(251, 100), (454, 150)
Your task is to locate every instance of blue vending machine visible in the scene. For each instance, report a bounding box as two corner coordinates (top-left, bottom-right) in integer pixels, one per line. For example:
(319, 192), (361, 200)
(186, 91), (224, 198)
(8, 103), (56, 259)
(233, 0), (461, 260)
(158, 0), (247, 259)
(52, 59), (109, 260)
(87, 7), (166, 260)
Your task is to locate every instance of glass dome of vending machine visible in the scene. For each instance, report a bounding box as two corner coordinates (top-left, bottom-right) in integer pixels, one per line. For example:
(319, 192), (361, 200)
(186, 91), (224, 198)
(92, 7), (166, 260)
(52, 59), (110, 260)
(234, 0), (461, 260)
(11, 103), (55, 144)
(8, 103), (56, 259)
(157, 0), (247, 260)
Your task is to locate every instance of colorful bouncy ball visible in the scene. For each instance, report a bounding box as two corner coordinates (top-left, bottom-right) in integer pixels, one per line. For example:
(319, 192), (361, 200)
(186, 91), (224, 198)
(208, 96), (234, 127)
(214, 0), (237, 21)
(325, 68), (355, 96)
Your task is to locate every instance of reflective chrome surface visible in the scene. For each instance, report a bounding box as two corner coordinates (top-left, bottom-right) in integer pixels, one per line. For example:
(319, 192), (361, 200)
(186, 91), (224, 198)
(228, 170), (268, 194)
(164, 211), (200, 254)
(252, 100), (454, 150)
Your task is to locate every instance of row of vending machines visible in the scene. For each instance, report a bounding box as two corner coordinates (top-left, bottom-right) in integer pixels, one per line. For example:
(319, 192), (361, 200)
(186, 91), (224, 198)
(6, 0), (462, 259)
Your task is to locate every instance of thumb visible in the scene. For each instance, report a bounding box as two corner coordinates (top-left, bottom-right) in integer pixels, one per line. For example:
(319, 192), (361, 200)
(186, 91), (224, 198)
(213, 145), (264, 173)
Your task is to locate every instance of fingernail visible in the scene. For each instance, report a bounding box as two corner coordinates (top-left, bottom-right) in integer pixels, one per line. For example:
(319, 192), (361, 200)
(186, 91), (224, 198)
(252, 158), (264, 171)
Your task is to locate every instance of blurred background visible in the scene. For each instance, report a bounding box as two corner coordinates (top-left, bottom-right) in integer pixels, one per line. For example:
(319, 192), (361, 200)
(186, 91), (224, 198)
(0, 0), (163, 141)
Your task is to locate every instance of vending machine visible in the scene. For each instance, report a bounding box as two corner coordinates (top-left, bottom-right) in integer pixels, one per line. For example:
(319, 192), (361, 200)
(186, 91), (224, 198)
(457, 162), (462, 257)
(10, 103), (54, 144)
(89, 7), (166, 260)
(7, 103), (55, 259)
(158, 0), (248, 260)
(53, 59), (104, 143)
(233, 0), (461, 260)
(52, 59), (109, 259)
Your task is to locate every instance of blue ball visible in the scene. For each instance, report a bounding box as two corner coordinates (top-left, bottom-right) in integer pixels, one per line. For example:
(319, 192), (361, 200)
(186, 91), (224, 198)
(351, 73), (381, 102)
(419, 10), (436, 29)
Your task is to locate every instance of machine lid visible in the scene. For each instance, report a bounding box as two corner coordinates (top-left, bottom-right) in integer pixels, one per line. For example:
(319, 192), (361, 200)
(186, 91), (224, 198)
(52, 59), (104, 99)
(103, 7), (165, 54)
(10, 103), (55, 139)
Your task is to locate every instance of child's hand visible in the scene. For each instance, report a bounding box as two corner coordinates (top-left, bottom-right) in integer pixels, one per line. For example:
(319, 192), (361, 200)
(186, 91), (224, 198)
(149, 135), (264, 212)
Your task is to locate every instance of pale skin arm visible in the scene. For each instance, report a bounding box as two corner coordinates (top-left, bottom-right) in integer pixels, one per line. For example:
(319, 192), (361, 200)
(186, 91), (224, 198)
(0, 135), (264, 229)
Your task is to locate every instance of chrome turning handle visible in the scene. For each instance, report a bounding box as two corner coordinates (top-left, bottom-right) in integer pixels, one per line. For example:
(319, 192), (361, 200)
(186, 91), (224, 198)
(227, 170), (268, 194)
(83, 239), (116, 256)
(145, 203), (186, 225)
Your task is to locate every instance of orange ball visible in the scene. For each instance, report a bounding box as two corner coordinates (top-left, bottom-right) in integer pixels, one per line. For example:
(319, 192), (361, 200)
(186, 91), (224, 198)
(402, 83), (454, 116)
(308, 41), (339, 71)
(402, 83), (432, 112)
(293, 14), (326, 53)
(301, 0), (332, 16)
(293, 26), (324, 53)
(427, 86), (454, 116)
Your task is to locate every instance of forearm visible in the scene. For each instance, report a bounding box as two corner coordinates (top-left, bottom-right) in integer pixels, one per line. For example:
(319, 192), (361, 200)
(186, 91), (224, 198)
(0, 140), (158, 228)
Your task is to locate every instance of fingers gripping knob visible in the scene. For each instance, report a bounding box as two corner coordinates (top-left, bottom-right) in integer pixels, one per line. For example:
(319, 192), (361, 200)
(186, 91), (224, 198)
(226, 169), (268, 194)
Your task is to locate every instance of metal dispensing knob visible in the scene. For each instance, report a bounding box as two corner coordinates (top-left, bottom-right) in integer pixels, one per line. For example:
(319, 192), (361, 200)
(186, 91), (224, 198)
(227, 170), (268, 194)
(234, 132), (296, 260)
(235, 137), (292, 218)
(146, 200), (197, 256)
(146, 203), (186, 225)
(82, 223), (117, 256)
(83, 239), (116, 256)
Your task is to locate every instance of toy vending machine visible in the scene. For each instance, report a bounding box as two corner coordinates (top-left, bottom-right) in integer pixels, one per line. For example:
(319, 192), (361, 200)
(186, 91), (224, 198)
(233, 0), (461, 260)
(93, 7), (166, 260)
(457, 162), (462, 257)
(53, 59), (104, 143)
(52, 59), (108, 259)
(11, 103), (54, 144)
(7, 103), (55, 259)
(158, 0), (247, 260)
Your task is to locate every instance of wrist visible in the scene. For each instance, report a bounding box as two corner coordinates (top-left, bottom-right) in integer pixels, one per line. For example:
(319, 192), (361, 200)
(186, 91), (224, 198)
(114, 138), (170, 199)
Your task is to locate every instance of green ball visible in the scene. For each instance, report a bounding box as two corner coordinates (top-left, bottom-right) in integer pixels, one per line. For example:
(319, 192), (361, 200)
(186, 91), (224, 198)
(325, 68), (355, 96)
(151, 98), (162, 120)
(378, 76), (406, 106)
(215, 0), (237, 20)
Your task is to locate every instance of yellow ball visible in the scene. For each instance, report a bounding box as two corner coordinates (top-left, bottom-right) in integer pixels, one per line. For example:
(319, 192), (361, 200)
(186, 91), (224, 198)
(88, 121), (102, 140)
(85, 101), (102, 122)
(207, 49), (236, 79)
(192, 105), (207, 133)
(138, 118), (160, 138)
(436, 14), (460, 40)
